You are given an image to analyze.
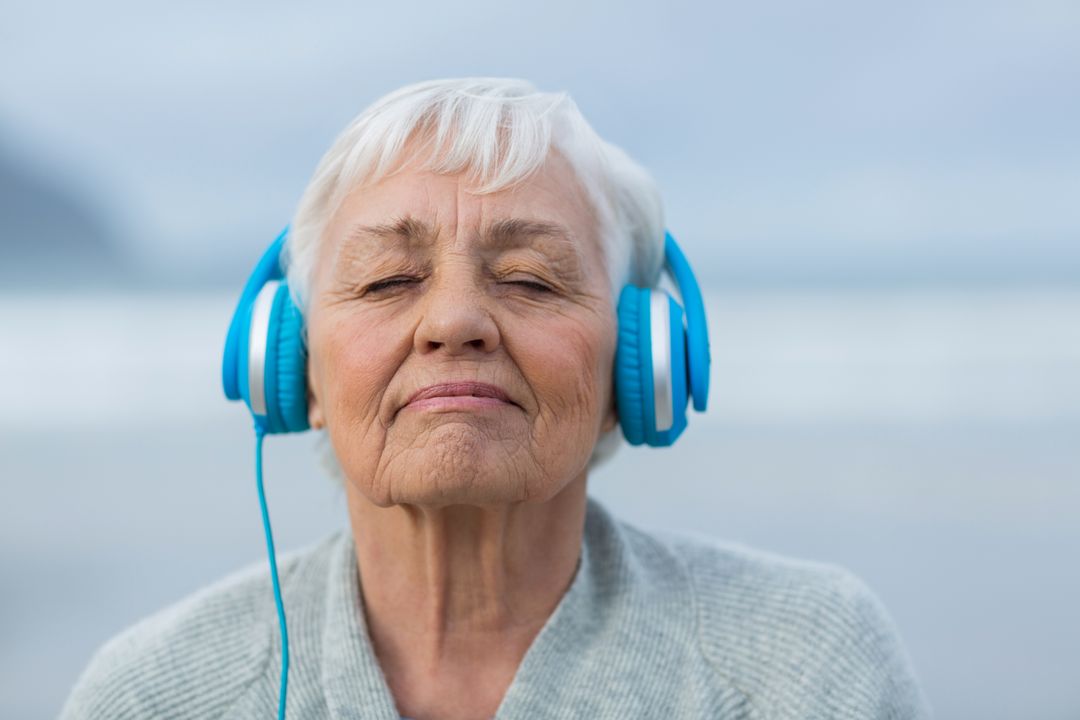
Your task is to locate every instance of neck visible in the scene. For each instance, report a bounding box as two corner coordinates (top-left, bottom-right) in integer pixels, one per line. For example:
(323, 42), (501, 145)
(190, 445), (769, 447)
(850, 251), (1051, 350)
(344, 473), (588, 716)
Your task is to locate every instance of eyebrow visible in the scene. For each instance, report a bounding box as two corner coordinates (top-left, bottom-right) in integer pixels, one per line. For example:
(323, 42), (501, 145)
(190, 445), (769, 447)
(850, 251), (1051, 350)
(347, 215), (437, 245)
(347, 215), (575, 250)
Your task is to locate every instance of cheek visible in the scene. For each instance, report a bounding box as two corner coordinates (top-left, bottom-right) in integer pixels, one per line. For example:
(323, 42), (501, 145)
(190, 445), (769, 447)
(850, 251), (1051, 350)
(519, 313), (615, 426)
(312, 312), (403, 430)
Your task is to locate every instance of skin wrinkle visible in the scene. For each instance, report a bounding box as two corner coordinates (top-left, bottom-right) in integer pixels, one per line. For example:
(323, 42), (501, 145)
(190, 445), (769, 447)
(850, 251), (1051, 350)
(345, 215), (582, 261)
(327, 239), (586, 316)
(303, 144), (618, 720)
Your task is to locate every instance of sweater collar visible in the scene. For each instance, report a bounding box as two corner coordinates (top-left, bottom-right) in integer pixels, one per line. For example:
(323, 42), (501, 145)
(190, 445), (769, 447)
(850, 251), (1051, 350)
(319, 495), (650, 720)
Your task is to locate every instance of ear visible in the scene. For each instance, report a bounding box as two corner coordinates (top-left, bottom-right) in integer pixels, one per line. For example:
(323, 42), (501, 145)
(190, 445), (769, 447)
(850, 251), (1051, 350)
(307, 370), (325, 430)
(308, 400), (325, 430)
(600, 381), (618, 434)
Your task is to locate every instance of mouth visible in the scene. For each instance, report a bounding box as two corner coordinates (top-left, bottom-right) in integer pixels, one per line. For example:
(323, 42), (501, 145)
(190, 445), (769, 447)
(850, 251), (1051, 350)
(401, 382), (519, 413)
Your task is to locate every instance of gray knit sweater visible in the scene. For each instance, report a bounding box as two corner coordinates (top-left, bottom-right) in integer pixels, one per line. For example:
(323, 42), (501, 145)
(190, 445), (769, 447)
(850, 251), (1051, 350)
(60, 495), (932, 719)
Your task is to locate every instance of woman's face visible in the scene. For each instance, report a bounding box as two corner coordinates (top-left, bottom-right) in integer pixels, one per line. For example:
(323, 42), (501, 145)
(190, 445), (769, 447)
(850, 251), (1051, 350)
(305, 150), (618, 508)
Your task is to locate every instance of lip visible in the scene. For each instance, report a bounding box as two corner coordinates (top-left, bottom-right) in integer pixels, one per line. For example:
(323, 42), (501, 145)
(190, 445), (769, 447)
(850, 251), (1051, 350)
(403, 382), (518, 411)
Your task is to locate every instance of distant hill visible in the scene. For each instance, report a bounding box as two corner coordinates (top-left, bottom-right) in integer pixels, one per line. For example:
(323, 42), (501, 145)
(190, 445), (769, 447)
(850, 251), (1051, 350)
(0, 137), (131, 289)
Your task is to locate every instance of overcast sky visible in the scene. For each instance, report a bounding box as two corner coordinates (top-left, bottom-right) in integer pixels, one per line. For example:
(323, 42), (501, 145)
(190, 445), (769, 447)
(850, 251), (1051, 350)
(2, 0), (1078, 286)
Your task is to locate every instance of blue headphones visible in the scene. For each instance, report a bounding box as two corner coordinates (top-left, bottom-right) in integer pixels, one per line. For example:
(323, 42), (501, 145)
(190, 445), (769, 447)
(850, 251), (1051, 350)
(222, 226), (710, 446)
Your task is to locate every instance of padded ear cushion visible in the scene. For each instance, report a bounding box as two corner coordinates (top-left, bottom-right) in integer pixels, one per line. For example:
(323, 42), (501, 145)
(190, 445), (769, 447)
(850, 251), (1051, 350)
(615, 285), (651, 446)
(237, 294), (256, 412)
(265, 284), (310, 434)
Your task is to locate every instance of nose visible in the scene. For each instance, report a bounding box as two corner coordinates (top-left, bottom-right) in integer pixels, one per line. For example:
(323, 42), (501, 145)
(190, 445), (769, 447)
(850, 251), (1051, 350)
(413, 267), (501, 356)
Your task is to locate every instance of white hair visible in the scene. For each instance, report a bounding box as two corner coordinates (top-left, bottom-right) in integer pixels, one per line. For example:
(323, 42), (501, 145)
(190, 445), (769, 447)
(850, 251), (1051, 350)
(283, 77), (666, 477)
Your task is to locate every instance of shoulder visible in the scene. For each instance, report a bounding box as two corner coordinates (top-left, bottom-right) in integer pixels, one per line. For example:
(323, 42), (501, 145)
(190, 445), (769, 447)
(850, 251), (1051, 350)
(59, 532), (344, 720)
(627, 523), (933, 719)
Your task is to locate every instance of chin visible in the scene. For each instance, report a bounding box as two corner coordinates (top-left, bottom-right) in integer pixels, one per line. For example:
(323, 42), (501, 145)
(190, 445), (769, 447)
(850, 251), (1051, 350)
(343, 420), (589, 508)
(368, 423), (539, 507)
(391, 479), (531, 509)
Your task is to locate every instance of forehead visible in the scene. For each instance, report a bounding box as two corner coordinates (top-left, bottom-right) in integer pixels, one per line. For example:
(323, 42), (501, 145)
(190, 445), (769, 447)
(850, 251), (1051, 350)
(322, 148), (602, 260)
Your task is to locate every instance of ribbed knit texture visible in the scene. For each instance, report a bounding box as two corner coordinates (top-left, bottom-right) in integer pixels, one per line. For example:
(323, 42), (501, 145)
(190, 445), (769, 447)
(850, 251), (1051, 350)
(59, 495), (933, 719)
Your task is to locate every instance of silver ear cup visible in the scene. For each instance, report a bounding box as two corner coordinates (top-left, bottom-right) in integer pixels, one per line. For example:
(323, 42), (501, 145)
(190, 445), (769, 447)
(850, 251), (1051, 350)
(247, 280), (279, 417)
(650, 291), (673, 432)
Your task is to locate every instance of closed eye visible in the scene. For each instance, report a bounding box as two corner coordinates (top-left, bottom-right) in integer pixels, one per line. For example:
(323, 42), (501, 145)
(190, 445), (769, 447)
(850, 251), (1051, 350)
(365, 276), (419, 294)
(362, 276), (554, 296)
(505, 279), (554, 293)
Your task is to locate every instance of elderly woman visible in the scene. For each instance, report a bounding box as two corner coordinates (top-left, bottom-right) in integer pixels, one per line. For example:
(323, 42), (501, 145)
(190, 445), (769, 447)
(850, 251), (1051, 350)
(61, 78), (931, 719)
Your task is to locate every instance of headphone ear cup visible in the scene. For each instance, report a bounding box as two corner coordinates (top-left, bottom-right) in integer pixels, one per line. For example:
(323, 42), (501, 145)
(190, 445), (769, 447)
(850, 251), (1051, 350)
(264, 284), (310, 434)
(615, 285), (651, 445)
(657, 293), (689, 447)
(616, 285), (692, 448)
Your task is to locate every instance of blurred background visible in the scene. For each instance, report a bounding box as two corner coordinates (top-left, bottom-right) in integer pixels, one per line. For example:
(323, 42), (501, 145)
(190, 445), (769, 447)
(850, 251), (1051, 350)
(2, 1), (1078, 718)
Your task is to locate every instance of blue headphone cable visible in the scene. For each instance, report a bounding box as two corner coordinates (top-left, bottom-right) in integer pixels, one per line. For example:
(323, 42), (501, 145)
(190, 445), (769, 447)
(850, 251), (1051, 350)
(255, 425), (290, 719)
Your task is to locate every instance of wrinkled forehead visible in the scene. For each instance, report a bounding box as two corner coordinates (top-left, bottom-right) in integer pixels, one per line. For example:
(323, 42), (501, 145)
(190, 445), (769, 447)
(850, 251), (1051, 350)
(319, 150), (604, 267)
